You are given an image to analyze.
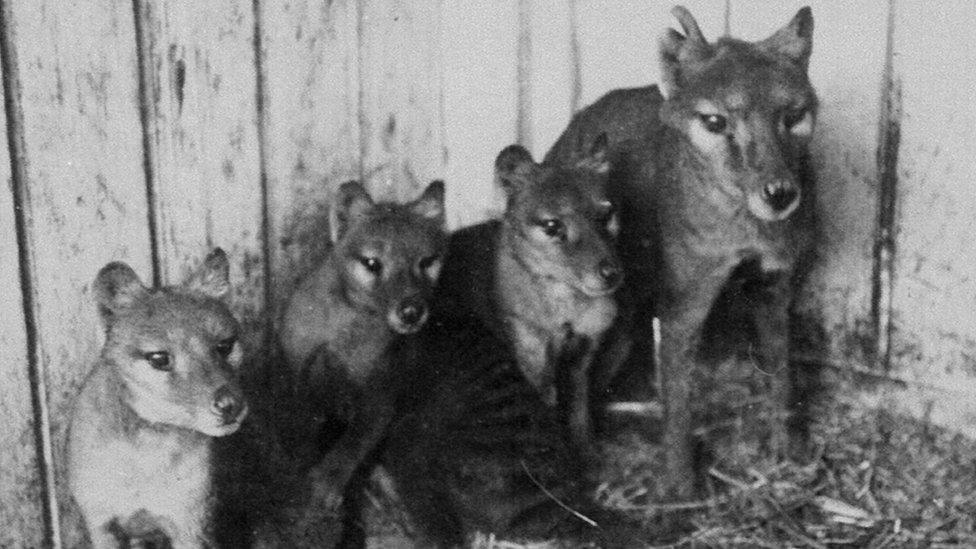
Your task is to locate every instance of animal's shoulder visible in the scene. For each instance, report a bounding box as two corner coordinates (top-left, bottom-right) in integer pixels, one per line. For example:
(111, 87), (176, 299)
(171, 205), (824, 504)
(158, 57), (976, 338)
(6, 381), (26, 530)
(545, 85), (664, 166)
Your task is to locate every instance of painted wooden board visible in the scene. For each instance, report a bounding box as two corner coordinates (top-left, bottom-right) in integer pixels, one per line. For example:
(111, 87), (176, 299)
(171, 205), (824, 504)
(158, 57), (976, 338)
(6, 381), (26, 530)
(0, 71), (45, 547)
(730, 2), (890, 364)
(522, 0), (576, 160)
(4, 0), (153, 545)
(884, 1), (976, 428)
(441, 0), (519, 227)
(359, 0), (444, 203)
(259, 0), (361, 304)
(135, 0), (265, 339)
(574, 0), (726, 110)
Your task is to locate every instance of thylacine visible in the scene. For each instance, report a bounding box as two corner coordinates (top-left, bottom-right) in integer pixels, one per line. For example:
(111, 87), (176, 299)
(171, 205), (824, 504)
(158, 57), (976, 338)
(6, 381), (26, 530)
(435, 137), (630, 450)
(264, 180), (446, 544)
(383, 319), (657, 548)
(546, 6), (817, 496)
(68, 248), (248, 548)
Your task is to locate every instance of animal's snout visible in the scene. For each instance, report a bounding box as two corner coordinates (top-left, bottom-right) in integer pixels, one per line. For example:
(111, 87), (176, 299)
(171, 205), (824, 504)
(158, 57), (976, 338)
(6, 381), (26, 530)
(211, 385), (245, 424)
(598, 259), (623, 289)
(397, 297), (429, 328)
(762, 180), (800, 212)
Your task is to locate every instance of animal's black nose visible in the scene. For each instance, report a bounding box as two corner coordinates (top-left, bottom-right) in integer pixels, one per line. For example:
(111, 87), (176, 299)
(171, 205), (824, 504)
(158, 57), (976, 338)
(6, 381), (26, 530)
(397, 298), (428, 326)
(598, 259), (622, 287)
(212, 385), (244, 423)
(763, 181), (799, 212)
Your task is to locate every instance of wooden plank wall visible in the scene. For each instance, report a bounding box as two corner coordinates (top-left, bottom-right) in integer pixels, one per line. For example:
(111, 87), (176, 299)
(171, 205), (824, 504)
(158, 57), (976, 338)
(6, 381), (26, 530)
(1, 0), (975, 544)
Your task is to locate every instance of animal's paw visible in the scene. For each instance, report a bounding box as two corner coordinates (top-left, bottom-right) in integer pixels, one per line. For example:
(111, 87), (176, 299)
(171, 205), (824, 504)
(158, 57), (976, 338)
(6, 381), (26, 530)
(107, 512), (172, 549)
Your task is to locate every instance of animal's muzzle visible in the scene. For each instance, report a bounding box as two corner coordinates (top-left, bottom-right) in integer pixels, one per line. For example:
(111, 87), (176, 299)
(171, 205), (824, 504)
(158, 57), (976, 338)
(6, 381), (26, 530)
(763, 180), (800, 213)
(390, 296), (430, 334)
(598, 259), (623, 290)
(211, 385), (246, 425)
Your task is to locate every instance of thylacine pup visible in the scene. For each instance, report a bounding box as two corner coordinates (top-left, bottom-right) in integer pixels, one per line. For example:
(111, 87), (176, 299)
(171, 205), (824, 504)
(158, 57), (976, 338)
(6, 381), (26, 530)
(435, 137), (630, 449)
(68, 248), (248, 548)
(275, 179), (446, 518)
(546, 6), (817, 496)
(383, 319), (658, 548)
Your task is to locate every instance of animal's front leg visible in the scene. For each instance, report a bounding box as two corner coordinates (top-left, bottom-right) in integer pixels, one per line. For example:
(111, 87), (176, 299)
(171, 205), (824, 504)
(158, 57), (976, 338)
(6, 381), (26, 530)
(657, 274), (727, 499)
(307, 393), (395, 514)
(551, 326), (596, 460)
(752, 272), (796, 457)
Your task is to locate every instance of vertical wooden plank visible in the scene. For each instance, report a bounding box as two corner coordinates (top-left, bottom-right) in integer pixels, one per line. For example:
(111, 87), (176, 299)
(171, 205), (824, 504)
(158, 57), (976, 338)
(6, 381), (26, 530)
(729, 2), (890, 364)
(575, 0), (726, 109)
(4, 0), (152, 545)
(359, 0), (444, 203)
(885, 2), (976, 427)
(0, 71), (45, 547)
(521, 0), (576, 160)
(258, 0), (360, 303)
(135, 0), (265, 340)
(441, 0), (518, 227)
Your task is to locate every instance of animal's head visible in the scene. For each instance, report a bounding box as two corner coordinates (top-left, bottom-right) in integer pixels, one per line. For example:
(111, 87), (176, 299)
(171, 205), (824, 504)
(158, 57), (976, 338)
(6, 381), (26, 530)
(329, 180), (447, 335)
(658, 6), (817, 222)
(94, 248), (247, 437)
(496, 135), (623, 297)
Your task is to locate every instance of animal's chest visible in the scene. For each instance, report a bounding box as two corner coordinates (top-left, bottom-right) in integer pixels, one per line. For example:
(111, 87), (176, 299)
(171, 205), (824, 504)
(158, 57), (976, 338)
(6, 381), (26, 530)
(501, 283), (616, 396)
(91, 438), (211, 524)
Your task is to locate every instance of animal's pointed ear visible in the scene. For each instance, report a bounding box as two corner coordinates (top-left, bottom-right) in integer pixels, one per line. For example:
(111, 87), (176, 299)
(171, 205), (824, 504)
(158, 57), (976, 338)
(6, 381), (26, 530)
(329, 181), (374, 243)
(574, 133), (610, 174)
(659, 6), (713, 98)
(409, 180), (445, 226)
(94, 261), (148, 321)
(494, 144), (536, 197)
(185, 248), (230, 299)
(760, 7), (814, 70)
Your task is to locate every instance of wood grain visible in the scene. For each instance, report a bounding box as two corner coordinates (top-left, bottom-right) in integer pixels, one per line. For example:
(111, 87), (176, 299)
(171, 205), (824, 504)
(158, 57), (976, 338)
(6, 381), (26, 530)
(441, 0), (519, 227)
(885, 1), (976, 425)
(0, 54), (46, 547)
(523, 0), (576, 160)
(259, 0), (361, 305)
(574, 0), (726, 109)
(135, 0), (265, 340)
(359, 0), (444, 202)
(4, 0), (153, 545)
(730, 1), (890, 365)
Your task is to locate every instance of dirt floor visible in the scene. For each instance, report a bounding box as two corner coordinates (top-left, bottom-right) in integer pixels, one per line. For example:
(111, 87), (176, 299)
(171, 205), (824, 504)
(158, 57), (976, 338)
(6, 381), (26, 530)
(361, 363), (976, 548)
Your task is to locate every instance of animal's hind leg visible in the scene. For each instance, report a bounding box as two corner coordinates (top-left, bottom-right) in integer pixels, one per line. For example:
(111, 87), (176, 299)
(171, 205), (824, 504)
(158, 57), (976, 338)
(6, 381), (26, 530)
(752, 273), (798, 458)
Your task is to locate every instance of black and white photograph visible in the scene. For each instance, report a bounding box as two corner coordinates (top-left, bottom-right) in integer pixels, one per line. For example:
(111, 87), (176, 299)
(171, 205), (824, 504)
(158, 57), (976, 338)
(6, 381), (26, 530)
(0, 1), (973, 547)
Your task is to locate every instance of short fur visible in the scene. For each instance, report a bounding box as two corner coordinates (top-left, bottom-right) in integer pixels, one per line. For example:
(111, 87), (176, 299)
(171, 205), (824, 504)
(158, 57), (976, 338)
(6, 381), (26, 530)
(264, 180), (447, 544)
(435, 140), (630, 450)
(546, 6), (818, 496)
(383, 319), (657, 548)
(68, 249), (248, 548)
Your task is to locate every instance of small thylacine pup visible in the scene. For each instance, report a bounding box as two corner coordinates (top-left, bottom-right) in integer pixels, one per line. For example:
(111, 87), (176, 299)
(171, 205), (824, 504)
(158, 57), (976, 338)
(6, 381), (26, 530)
(546, 6), (817, 496)
(435, 137), (630, 450)
(274, 180), (446, 520)
(68, 248), (248, 548)
(383, 319), (659, 548)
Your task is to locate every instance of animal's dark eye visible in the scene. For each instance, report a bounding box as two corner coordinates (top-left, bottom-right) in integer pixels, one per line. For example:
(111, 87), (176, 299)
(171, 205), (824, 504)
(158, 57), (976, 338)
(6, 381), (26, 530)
(418, 255), (440, 271)
(145, 351), (172, 371)
(359, 256), (383, 275)
(784, 108), (807, 128)
(539, 218), (565, 239)
(698, 113), (728, 133)
(215, 337), (236, 358)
